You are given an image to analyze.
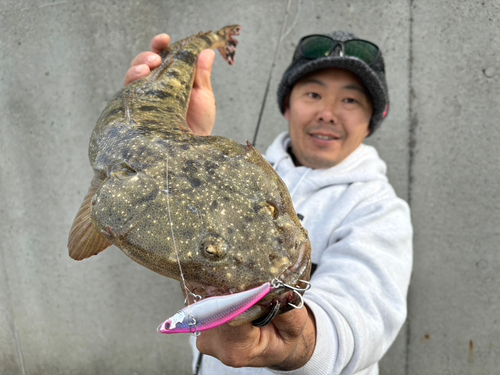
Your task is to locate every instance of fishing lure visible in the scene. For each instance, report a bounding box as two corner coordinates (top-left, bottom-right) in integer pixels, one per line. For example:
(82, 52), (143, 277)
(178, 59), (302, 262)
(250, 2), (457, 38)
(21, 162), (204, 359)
(157, 282), (272, 335)
(157, 279), (311, 335)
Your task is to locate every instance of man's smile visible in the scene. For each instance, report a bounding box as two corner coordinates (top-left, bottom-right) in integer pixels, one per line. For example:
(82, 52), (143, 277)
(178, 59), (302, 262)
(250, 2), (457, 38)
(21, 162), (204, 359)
(308, 129), (342, 142)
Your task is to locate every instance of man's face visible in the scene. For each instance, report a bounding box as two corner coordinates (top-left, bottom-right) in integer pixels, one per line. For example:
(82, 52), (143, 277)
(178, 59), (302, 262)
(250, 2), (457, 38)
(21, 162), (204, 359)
(284, 68), (373, 169)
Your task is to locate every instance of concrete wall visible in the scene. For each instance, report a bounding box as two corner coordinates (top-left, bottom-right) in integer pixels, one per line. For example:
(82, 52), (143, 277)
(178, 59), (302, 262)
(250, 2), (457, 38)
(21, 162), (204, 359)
(0, 0), (498, 374)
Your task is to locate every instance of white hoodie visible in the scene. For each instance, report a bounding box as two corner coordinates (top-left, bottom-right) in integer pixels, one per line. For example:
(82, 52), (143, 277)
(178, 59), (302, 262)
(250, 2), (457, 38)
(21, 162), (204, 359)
(192, 132), (413, 375)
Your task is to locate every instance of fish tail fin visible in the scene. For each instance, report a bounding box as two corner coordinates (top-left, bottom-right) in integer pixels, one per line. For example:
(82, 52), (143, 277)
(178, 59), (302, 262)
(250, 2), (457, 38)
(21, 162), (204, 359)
(129, 25), (241, 134)
(68, 174), (111, 260)
(151, 25), (241, 80)
(214, 25), (241, 65)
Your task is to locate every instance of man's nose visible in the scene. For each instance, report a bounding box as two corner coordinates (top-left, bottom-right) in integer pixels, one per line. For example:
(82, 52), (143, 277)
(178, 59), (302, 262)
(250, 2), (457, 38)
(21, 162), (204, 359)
(317, 103), (338, 124)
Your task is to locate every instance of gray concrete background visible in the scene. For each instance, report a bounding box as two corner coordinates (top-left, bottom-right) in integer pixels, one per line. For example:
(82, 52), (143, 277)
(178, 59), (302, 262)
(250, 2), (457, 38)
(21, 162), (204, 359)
(0, 0), (498, 374)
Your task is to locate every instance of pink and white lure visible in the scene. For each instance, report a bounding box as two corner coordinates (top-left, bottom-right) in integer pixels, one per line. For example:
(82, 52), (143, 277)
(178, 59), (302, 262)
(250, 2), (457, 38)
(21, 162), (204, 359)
(157, 282), (272, 334)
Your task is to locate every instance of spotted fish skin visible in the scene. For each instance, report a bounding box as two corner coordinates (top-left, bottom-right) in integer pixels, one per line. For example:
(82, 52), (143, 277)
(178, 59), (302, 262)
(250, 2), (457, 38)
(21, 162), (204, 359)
(68, 25), (311, 322)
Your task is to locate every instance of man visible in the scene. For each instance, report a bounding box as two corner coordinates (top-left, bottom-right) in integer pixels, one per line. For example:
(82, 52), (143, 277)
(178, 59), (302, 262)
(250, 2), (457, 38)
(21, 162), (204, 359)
(124, 30), (412, 374)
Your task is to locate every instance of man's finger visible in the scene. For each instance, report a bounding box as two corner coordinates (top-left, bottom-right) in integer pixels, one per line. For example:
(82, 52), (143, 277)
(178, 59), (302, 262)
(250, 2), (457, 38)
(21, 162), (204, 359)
(151, 33), (170, 54)
(124, 64), (151, 86)
(193, 49), (216, 90)
(130, 52), (161, 68)
(269, 307), (310, 341)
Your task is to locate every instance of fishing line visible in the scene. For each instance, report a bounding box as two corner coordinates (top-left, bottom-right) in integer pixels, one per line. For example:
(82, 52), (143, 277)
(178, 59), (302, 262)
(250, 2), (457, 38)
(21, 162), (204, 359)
(281, 0), (301, 42)
(164, 155), (199, 307)
(252, 0), (302, 146)
(164, 155), (201, 336)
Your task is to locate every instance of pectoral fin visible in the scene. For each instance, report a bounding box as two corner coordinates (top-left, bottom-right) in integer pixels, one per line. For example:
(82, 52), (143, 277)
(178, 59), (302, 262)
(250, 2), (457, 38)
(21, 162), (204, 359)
(68, 174), (111, 260)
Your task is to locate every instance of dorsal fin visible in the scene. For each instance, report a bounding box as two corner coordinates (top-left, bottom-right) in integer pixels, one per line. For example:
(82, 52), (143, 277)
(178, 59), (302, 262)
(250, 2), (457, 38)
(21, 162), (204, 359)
(68, 174), (111, 260)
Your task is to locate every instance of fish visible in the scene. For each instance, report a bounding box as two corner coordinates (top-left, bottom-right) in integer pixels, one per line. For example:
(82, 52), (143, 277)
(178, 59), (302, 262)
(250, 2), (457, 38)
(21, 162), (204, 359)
(67, 25), (312, 325)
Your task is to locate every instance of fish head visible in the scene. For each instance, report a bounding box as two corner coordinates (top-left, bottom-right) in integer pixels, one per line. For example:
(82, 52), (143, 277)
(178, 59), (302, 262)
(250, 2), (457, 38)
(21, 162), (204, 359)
(90, 160), (311, 300)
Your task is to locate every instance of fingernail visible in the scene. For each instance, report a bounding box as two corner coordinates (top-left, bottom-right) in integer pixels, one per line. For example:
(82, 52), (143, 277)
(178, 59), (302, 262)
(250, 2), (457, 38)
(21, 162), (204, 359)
(147, 55), (159, 64)
(134, 65), (143, 74)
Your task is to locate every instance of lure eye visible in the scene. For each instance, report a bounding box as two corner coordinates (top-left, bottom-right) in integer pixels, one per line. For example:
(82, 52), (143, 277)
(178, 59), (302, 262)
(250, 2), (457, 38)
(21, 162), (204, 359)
(200, 235), (228, 260)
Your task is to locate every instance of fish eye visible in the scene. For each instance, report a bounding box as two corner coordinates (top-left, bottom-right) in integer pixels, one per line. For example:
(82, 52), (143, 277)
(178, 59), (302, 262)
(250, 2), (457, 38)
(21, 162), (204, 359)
(200, 235), (228, 260)
(266, 201), (280, 220)
(204, 245), (216, 255)
(107, 162), (137, 179)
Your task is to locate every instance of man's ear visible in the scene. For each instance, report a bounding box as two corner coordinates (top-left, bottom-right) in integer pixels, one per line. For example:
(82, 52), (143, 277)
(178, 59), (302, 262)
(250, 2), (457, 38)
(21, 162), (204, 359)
(284, 108), (290, 121)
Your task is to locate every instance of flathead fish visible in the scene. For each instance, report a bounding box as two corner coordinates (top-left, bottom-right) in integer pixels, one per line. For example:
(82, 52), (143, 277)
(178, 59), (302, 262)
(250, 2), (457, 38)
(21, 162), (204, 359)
(68, 25), (311, 325)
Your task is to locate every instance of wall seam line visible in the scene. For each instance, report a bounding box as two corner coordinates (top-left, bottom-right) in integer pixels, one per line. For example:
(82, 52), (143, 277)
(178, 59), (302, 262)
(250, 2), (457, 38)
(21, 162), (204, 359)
(405, 0), (415, 374)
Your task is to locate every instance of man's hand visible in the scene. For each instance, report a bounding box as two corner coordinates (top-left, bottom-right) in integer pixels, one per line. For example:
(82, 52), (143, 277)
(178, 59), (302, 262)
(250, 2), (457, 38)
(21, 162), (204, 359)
(196, 305), (317, 371)
(124, 33), (216, 135)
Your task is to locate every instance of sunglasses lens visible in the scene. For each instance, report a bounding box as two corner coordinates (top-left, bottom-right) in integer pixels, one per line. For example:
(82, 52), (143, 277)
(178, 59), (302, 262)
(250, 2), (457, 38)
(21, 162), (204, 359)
(344, 40), (379, 64)
(297, 36), (380, 65)
(300, 36), (336, 59)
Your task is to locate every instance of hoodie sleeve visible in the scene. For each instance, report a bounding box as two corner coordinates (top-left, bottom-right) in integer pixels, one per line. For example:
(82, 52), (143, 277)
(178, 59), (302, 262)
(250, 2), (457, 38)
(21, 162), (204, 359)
(269, 182), (413, 375)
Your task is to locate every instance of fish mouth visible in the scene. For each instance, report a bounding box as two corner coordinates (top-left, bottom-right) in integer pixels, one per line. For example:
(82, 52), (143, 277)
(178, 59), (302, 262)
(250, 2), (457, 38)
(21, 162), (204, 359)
(279, 239), (311, 284)
(260, 239), (312, 310)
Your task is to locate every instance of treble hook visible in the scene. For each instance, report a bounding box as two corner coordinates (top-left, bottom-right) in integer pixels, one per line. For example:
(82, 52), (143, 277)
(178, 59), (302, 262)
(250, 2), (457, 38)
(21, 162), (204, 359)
(271, 278), (311, 309)
(291, 279), (312, 293)
(188, 314), (200, 337)
(271, 278), (311, 293)
(288, 289), (305, 309)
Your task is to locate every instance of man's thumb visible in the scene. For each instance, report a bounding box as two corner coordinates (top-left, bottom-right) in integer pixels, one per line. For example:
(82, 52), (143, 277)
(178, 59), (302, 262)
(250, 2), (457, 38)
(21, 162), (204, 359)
(195, 49), (216, 90)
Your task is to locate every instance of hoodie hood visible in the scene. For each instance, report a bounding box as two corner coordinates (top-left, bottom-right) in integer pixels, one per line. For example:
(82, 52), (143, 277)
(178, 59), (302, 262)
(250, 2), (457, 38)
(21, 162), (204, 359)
(265, 132), (388, 195)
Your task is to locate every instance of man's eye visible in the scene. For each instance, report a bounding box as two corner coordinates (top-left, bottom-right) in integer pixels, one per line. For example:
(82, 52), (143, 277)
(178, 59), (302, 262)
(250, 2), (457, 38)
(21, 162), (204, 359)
(308, 93), (320, 99)
(344, 98), (357, 104)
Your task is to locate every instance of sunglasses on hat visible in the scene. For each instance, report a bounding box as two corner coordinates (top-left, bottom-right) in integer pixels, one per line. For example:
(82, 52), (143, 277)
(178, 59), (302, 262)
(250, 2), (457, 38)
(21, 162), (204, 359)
(293, 35), (381, 66)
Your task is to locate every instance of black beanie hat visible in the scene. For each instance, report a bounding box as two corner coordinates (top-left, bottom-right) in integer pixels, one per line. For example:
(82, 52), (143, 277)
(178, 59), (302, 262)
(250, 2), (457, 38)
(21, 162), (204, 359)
(277, 31), (389, 135)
